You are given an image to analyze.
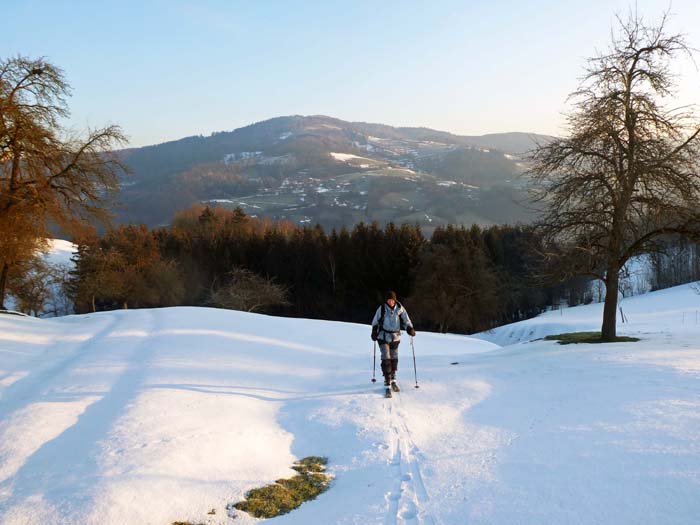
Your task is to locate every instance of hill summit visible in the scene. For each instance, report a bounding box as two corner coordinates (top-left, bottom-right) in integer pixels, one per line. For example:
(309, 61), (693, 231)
(118, 115), (551, 229)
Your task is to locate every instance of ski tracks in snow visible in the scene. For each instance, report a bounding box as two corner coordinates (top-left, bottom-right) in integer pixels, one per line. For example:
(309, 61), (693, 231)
(0, 309), (161, 521)
(383, 394), (436, 525)
(0, 314), (123, 417)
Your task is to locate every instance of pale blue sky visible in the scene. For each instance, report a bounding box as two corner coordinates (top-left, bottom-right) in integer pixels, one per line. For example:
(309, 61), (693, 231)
(5, 1), (700, 147)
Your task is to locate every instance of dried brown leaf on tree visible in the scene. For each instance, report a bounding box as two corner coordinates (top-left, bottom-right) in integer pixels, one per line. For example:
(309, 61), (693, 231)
(0, 55), (127, 309)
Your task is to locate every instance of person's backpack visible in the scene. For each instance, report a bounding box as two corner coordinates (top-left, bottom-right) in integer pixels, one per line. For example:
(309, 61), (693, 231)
(377, 302), (406, 338)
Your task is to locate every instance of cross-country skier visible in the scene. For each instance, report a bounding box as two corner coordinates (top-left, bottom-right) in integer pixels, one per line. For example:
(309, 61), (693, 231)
(371, 291), (416, 396)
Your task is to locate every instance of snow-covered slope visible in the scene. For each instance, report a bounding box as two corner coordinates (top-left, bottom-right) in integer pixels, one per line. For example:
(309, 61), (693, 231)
(477, 282), (700, 346)
(42, 239), (76, 268)
(1, 285), (700, 524)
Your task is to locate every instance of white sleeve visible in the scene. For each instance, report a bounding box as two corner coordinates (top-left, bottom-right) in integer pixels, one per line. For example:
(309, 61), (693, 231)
(400, 307), (412, 329)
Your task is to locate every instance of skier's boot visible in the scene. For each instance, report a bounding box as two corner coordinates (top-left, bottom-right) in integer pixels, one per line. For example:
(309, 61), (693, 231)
(381, 359), (392, 398)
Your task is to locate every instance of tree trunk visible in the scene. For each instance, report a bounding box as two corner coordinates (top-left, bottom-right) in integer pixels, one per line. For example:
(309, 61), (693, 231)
(601, 265), (620, 341)
(0, 262), (9, 310)
(91, 295), (96, 313)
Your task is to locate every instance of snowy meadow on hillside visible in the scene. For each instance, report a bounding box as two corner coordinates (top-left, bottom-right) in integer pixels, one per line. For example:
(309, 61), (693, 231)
(4, 5), (700, 525)
(1, 284), (700, 524)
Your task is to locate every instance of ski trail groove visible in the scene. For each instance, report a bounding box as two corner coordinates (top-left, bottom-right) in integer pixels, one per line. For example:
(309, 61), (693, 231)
(0, 314), (124, 420)
(383, 400), (400, 525)
(382, 392), (436, 525)
(396, 397), (433, 517)
(0, 310), (161, 517)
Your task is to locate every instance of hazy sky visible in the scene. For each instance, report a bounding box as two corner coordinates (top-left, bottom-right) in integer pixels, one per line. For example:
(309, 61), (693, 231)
(5, 0), (700, 147)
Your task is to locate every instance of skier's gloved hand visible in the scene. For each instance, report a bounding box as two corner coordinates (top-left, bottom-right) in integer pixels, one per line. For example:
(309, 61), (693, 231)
(407, 327), (416, 337)
(371, 325), (379, 341)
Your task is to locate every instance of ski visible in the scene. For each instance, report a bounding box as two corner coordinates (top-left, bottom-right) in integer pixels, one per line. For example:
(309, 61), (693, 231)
(391, 382), (400, 392)
(385, 387), (392, 398)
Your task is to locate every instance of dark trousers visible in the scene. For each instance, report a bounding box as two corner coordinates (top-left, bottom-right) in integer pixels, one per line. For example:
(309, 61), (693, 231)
(379, 340), (399, 383)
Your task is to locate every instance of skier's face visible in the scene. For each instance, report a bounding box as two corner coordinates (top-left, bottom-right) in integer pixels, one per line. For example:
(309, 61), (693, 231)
(386, 298), (396, 308)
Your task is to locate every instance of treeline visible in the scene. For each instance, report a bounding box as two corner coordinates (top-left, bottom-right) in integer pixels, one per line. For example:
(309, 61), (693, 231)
(68, 206), (566, 333)
(649, 237), (700, 291)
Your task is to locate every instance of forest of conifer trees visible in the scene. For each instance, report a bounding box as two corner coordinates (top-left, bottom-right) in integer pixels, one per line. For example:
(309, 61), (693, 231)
(66, 205), (573, 334)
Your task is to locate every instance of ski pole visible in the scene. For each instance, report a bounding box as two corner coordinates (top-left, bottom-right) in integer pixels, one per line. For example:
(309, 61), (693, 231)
(371, 341), (377, 383)
(410, 336), (419, 389)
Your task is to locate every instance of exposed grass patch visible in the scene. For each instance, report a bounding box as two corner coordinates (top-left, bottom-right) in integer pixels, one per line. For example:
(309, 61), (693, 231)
(230, 456), (332, 519)
(544, 331), (640, 345)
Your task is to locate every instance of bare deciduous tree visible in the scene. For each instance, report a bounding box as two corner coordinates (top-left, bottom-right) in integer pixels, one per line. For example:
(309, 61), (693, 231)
(530, 11), (700, 341)
(9, 256), (53, 316)
(208, 267), (289, 313)
(0, 56), (127, 308)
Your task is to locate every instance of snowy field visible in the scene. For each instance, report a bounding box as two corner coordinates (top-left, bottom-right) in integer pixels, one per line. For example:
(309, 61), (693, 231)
(1, 285), (700, 524)
(41, 239), (76, 268)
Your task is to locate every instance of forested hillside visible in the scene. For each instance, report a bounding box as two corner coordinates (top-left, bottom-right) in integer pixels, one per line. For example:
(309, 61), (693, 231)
(116, 116), (550, 229)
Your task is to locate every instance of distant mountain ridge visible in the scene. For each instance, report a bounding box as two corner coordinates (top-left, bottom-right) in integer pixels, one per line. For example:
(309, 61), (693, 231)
(116, 115), (552, 229)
